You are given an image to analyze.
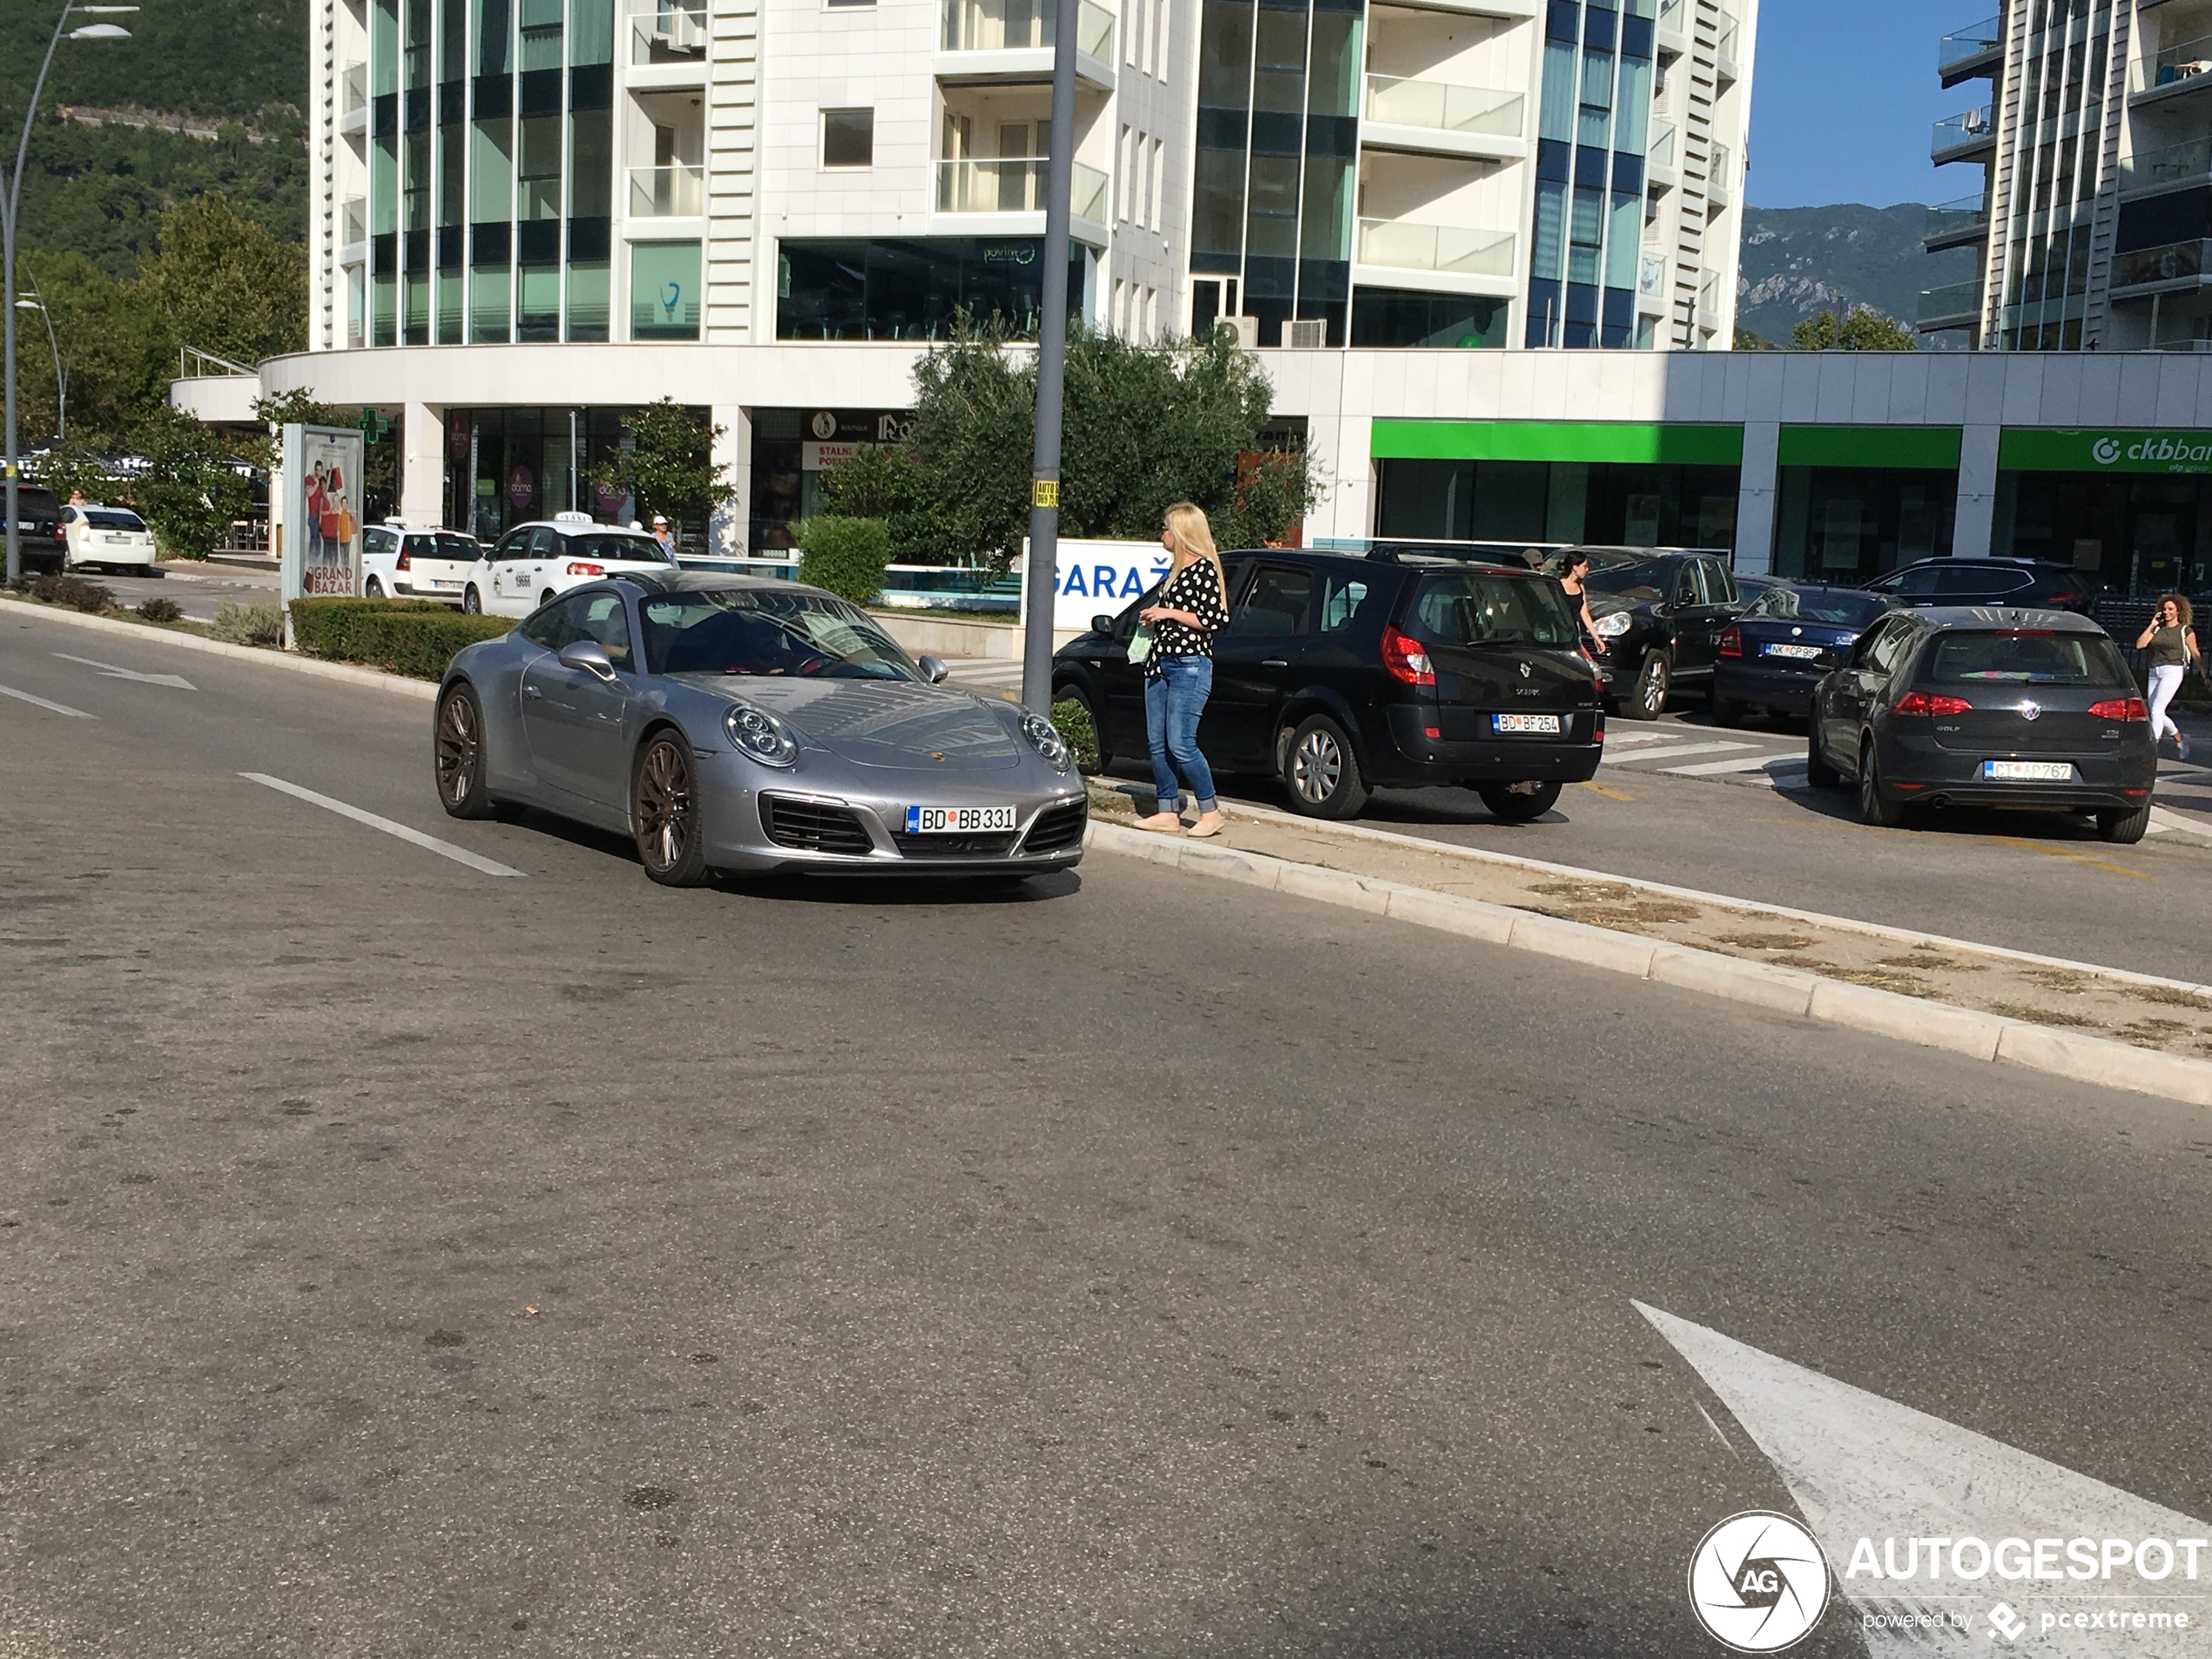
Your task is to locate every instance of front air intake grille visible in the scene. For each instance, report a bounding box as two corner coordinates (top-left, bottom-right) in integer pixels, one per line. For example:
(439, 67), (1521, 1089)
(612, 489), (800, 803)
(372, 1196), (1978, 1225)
(891, 833), (1022, 860)
(1022, 798), (1088, 854)
(760, 796), (874, 856)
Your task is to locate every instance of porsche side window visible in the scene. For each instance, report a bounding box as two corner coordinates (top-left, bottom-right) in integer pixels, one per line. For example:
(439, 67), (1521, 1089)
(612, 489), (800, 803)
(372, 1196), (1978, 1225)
(577, 593), (632, 665)
(520, 594), (583, 649)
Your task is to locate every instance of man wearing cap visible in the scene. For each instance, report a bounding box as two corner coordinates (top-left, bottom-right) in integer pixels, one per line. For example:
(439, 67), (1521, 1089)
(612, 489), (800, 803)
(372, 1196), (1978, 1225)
(651, 515), (676, 560)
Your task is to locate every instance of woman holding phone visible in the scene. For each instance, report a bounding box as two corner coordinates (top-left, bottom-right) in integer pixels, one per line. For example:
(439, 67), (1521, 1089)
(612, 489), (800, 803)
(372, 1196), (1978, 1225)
(1132, 502), (1232, 839)
(2136, 594), (2201, 759)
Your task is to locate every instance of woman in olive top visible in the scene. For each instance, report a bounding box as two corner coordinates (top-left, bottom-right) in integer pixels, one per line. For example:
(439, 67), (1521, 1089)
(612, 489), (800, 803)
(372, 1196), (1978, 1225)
(2137, 594), (2200, 760)
(1132, 502), (1232, 839)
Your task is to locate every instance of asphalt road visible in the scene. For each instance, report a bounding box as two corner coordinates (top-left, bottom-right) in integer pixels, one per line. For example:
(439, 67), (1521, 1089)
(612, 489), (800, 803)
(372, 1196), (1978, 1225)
(36, 559), (283, 622)
(3, 608), (2210, 1657)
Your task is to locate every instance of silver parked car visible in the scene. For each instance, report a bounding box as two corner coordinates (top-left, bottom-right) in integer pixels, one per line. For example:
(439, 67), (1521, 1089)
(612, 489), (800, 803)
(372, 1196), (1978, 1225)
(432, 572), (1088, 885)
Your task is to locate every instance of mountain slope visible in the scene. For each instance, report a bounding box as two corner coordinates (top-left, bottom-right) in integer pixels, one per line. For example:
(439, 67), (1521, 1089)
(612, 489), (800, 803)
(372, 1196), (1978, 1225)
(1736, 202), (1978, 347)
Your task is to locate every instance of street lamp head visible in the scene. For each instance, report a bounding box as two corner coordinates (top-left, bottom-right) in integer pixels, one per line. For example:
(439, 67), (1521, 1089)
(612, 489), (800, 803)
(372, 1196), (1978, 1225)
(15, 300), (44, 310)
(71, 6), (144, 11)
(66, 23), (130, 37)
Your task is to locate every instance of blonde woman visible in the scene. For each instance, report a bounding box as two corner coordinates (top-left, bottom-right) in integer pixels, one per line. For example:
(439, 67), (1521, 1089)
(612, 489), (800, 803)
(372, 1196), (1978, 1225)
(1133, 502), (1232, 838)
(2136, 593), (2201, 759)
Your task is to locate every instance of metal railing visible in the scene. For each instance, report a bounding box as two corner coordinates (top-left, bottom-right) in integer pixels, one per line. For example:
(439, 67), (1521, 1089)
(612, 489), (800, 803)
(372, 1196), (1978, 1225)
(628, 164), (704, 216)
(1938, 15), (2000, 74)
(1357, 219), (1515, 277)
(179, 344), (257, 378)
(1932, 104), (1995, 156)
(2121, 135), (2212, 191)
(1363, 75), (1522, 137)
(2132, 31), (2212, 97)
(1649, 120), (1677, 168)
(941, 0), (1112, 57)
(630, 0), (707, 63)
(935, 158), (1109, 221)
(2112, 237), (2212, 290)
(1923, 190), (1988, 241)
(1919, 280), (1981, 321)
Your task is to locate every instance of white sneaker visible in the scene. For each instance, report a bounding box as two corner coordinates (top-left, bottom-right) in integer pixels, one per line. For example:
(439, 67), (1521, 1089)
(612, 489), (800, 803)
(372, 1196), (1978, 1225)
(2179, 732), (2191, 762)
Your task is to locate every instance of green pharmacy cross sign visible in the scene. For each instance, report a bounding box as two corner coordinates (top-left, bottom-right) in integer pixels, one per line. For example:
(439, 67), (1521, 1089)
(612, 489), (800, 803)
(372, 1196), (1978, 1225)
(356, 407), (390, 442)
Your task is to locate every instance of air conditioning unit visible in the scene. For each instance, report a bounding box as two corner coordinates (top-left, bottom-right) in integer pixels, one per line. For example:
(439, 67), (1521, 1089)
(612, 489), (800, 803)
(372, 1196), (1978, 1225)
(1286, 318), (1329, 349)
(1227, 315), (1260, 347)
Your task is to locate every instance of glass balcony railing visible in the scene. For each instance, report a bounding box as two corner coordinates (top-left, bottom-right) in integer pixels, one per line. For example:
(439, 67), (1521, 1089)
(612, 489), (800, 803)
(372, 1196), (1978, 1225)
(630, 0), (707, 64)
(941, 0), (1112, 58)
(1357, 219), (1515, 277)
(1714, 12), (1740, 64)
(628, 164), (704, 217)
(2121, 136), (2212, 192)
(1649, 120), (1677, 168)
(935, 158), (1109, 221)
(1363, 75), (1522, 137)
(1708, 142), (1733, 202)
(341, 63), (368, 117)
(1939, 16), (2000, 74)
(1639, 252), (1667, 296)
(1923, 190), (1989, 241)
(1696, 267), (1720, 314)
(1656, 0), (1683, 33)
(1932, 104), (1995, 156)
(2113, 238), (2212, 290)
(341, 196), (367, 247)
(1919, 280), (1981, 321)
(2132, 33), (2212, 98)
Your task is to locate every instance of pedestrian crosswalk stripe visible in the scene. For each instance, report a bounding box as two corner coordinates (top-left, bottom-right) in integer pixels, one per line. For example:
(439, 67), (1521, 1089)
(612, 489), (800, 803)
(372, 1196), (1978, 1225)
(1665, 752), (1805, 776)
(1602, 739), (1753, 766)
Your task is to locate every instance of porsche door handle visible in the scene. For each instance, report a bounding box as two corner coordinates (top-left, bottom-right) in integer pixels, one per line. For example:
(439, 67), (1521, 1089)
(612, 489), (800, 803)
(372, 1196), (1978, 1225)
(523, 685), (543, 699)
(1261, 658), (1290, 668)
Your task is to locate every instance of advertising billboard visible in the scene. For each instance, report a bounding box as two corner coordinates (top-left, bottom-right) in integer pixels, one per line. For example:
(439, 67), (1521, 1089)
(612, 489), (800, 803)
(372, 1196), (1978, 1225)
(280, 423), (366, 610)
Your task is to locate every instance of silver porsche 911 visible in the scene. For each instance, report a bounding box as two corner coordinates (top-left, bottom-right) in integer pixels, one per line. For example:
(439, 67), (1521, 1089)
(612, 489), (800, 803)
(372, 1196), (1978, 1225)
(431, 571), (1087, 885)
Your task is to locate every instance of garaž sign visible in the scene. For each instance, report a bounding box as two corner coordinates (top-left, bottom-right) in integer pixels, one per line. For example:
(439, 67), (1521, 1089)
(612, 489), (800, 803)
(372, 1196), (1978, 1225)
(1017, 536), (1172, 631)
(1999, 428), (2212, 475)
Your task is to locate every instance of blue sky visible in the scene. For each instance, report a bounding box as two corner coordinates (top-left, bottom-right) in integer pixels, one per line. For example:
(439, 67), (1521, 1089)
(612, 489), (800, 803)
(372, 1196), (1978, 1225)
(1746, 0), (1975, 208)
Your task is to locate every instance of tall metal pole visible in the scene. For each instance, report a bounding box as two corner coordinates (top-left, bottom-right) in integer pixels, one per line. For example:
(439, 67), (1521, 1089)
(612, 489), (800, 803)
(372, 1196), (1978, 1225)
(1018, 0), (1079, 714)
(25, 271), (64, 439)
(4, 3), (78, 587)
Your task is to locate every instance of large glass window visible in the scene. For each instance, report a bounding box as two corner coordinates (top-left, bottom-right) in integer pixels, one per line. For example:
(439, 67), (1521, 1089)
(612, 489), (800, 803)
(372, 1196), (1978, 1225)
(1773, 468), (1959, 584)
(570, 0), (613, 62)
(471, 262), (510, 341)
(631, 239), (701, 339)
(519, 0), (562, 70)
(374, 0), (400, 92)
(1351, 288), (1506, 347)
(518, 261), (560, 340)
(470, 117), (513, 219)
(566, 260), (609, 340)
(473, 0), (511, 73)
(569, 107), (610, 216)
(822, 108), (874, 167)
(776, 237), (1086, 341)
(519, 114), (563, 218)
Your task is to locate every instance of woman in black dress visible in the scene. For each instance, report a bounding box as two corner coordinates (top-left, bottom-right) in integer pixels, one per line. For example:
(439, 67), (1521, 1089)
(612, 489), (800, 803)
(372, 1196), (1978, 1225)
(1133, 501), (1231, 838)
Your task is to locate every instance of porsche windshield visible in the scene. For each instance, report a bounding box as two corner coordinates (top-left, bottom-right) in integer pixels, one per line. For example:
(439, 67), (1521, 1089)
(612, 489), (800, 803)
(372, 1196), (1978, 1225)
(640, 589), (922, 680)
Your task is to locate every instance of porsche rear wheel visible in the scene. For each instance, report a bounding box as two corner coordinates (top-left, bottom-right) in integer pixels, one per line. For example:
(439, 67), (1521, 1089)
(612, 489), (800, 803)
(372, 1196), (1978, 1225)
(633, 731), (711, 887)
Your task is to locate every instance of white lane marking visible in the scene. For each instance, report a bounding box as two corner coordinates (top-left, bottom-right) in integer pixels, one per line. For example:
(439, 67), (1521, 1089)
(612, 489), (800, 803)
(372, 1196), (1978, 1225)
(1666, 751), (1806, 776)
(1597, 730), (1675, 745)
(0, 680), (97, 718)
(1637, 1301), (2209, 1657)
(51, 651), (195, 691)
(2147, 806), (2212, 840)
(1602, 740), (1753, 766)
(240, 773), (526, 878)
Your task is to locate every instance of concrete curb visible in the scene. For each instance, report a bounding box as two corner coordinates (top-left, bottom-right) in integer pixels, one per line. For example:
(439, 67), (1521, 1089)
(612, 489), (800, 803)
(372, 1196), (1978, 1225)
(0, 596), (439, 701)
(1084, 820), (2212, 1109)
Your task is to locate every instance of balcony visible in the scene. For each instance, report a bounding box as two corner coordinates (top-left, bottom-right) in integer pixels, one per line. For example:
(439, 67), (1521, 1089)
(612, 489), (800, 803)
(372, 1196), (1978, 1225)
(1918, 280), (1981, 327)
(1638, 251), (1668, 308)
(2131, 33), (2212, 103)
(2120, 135), (2212, 196)
(340, 63), (368, 136)
(1713, 11), (1741, 83)
(2111, 238), (2212, 294)
(1932, 104), (1995, 162)
(1939, 16), (2001, 84)
(1695, 266), (1721, 325)
(630, 0), (707, 66)
(1706, 141), (1733, 205)
(340, 196), (368, 255)
(939, 0), (1113, 83)
(1362, 74), (1524, 158)
(1647, 119), (1678, 187)
(629, 164), (704, 218)
(934, 158), (1109, 224)
(1356, 219), (1515, 284)
(1924, 190), (1989, 248)
(1656, 0), (1685, 51)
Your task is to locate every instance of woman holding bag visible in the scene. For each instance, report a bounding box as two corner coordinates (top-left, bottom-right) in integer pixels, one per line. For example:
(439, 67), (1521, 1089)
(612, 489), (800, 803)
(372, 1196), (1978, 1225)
(1133, 502), (1232, 839)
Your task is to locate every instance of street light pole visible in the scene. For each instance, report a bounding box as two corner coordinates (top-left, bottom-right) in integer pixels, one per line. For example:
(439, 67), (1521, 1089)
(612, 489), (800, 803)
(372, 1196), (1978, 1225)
(3, 3), (132, 586)
(18, 288), (65, 442)
(1018, 0), (1079, 715)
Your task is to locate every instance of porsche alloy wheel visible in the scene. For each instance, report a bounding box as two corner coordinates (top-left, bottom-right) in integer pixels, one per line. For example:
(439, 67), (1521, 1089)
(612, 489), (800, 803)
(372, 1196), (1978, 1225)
(632, 732), (711, 887)
(434, 685), (499, 819)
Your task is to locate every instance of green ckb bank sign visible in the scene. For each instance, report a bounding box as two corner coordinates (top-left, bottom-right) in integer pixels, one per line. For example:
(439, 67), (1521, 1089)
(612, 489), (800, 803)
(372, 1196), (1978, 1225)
(2000, 428), (2212, 474)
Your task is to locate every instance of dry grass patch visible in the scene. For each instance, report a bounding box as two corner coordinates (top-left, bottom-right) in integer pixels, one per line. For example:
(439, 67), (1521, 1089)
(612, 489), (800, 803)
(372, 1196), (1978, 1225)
(1881, 953), (1984, 973)
(1987, 1002), (2101, 1028)
(1528, 880), (1635, 904)
(2021, 968), (2093, 995)
(2126, 983), (2212, 1012)
(1716, 932), (1817, 951)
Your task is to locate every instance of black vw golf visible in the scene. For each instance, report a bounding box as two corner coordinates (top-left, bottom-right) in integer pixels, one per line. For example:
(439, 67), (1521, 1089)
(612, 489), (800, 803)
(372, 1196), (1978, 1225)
(1807, 607), (2156, 841)
(1052, 548), (1603, 820)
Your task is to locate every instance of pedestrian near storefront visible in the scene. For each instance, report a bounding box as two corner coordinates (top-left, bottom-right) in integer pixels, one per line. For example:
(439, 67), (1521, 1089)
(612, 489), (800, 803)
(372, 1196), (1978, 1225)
(1554, 548), (1605, 657)
(651, 515), (676, 557)
(1133, 502), (1231, 839)
(2136, 595), (2200, 760)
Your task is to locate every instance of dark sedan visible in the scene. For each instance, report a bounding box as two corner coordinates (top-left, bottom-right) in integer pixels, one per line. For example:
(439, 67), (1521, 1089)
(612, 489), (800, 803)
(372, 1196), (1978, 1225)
(1710, 584), (1894, 727)
(1806, 606), (2155, 841)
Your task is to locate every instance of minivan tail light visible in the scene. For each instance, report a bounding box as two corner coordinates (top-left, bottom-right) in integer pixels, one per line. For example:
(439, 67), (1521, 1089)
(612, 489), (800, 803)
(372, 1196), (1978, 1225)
(1893, 691), (1973, 716)
(2089, 697), (2148, 721)
(565, 561), (604, 577)
(1717, 624), (1743, 658)
(1381, 624), (1434, 687)
(395, 548), (411, 570)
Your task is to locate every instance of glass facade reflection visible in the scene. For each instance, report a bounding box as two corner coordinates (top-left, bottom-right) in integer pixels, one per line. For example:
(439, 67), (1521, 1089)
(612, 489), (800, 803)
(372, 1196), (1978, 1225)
(1526, 0), (1653, 348)
(774, 238), (1089, 341)
(1999, 0), (2109, 350)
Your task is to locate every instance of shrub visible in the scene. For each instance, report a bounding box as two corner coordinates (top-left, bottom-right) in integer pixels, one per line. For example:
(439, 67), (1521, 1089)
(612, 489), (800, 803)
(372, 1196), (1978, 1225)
(288, 597), (511, 679)
(1051, 697), (1100, 773)
(796, 516), (894, 605)
(30, 573), (117, 613)
(209, 602), (285, 647)
(135, 597), (185, 624)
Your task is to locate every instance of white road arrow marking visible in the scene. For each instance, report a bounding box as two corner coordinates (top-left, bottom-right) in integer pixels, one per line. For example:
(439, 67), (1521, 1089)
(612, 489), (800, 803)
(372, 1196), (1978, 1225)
(1637, 1301), (2209, 1655)
(51, 651), (196, 691)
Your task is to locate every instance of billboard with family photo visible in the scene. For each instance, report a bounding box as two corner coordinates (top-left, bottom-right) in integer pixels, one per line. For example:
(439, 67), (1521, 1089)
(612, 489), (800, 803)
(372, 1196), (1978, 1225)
(280, 424), (366, 607)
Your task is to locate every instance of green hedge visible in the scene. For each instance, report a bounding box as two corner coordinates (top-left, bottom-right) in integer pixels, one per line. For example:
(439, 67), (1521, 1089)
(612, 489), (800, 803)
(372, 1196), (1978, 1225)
(796, 515), (894, 604)
(289, 597), (513, 679)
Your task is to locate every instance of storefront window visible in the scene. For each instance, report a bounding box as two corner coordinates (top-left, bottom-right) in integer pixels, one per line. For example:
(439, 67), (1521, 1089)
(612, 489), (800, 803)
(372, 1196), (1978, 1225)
(775, 237), (1087, 341)
(1375, 457), (1739, 550)
(631, 240), (701, 339)
(1994, 471), (2212, 594)
(1350, 288), (1506, 348)
(1772, 468), (1958, 584)
(445, 408), (638, 538)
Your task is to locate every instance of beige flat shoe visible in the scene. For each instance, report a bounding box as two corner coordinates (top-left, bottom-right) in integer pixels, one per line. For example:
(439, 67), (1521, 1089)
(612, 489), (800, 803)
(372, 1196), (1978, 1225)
(1185, 815), (1224, 840)
(1134, 813), (1185, 833)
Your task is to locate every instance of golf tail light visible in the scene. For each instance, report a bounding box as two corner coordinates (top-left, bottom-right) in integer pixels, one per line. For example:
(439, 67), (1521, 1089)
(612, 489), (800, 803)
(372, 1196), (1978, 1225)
(1717, 624), (1742, 658)
(1893, 691), (1973, 717)
(2089, 697), (2148, 720)
(1381, 624), (1434, 687)
(724, 703), (799, 767)
(565, 561), (604, 577)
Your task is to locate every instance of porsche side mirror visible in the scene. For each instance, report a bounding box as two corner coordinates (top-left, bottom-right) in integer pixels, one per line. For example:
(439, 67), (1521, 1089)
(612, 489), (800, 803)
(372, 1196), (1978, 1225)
(917, 653), (949, 684)
(557, 639), (618, 681)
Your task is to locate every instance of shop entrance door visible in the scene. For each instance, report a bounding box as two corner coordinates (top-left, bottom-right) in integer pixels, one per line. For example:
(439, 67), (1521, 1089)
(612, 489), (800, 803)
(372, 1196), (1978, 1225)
(2127, 506), (2192, 595)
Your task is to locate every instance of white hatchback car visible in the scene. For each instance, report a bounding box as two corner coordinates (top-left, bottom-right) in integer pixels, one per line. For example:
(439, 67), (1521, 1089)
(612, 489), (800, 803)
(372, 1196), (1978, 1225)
(63, 503), (158, 573)
(361, 522), (482, 604)
(462, 511), (678, 618)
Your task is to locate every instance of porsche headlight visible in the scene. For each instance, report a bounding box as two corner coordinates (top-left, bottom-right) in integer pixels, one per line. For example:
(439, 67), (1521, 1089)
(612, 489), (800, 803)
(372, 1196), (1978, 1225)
(1591, 610), (1633, 638)
(1019, 710), (1072, 772)
(723, 702), (799, 767)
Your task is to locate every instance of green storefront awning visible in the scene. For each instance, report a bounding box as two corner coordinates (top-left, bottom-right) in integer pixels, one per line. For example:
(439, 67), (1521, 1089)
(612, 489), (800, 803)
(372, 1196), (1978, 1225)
(1999, 428), (2212, 475)
(1777, 426), (1962, 469)
(1370, 420), (1744, 466)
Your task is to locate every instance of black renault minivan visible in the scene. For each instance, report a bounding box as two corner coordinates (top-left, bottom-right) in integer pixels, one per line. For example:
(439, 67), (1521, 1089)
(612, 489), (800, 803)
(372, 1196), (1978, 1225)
(1052, 548), (1604, 819)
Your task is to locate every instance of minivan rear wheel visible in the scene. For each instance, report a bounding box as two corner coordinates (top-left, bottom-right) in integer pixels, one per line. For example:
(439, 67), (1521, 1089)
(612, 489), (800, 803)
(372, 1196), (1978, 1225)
(1478, 780), (1563, 822)
(1283, 713), (1369, 819)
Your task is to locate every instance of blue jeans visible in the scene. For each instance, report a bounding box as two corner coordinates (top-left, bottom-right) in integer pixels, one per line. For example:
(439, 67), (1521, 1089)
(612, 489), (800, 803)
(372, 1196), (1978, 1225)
(1144, 655), (1218, 815)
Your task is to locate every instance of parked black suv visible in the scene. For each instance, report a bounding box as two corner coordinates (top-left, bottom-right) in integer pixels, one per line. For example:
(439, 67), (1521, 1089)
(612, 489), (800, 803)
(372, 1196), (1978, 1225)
(1576, 546), (1748, 719)
(9, 484), (66, 572)
(1052, 548), (1603, 820)
(1862, 557), (2097, 613)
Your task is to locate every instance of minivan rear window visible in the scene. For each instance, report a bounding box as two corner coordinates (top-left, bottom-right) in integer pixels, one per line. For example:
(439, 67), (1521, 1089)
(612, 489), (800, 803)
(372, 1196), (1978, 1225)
(1404, 571), (1578, 648)
(1925, 631), (2130, 686)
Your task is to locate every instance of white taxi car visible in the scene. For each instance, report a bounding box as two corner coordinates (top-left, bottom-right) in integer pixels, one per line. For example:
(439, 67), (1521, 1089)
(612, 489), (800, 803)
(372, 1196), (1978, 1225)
(62, 503), (158, 573)
(361, 521), (482, 604)
(462, 511), (678, 618)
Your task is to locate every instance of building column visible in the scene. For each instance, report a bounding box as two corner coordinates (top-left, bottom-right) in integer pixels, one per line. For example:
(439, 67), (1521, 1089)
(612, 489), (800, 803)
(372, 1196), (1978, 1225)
(1954, 422), (2001, 558)
(1734, 421), (1780, 575)
(401, 401), (444, 527)
(711, 404), (749, 556)
(1313, 414), (1370, 545)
